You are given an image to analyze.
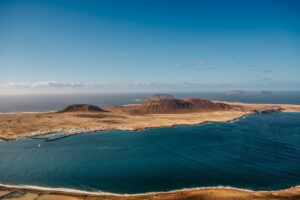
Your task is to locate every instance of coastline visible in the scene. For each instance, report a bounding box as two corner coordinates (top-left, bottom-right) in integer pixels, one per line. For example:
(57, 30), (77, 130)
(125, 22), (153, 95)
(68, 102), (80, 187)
(0, 184), (300, 200)
(1, 101), (300, 199)
(0, 112), (254, 142)
(1, 101), (300, 141)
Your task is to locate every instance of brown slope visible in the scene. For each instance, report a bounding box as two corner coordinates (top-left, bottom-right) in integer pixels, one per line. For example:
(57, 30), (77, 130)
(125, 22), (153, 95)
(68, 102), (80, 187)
(131, 98), (232, 114)
(58, 104), (106, 113)
(185, 98), (232, 111)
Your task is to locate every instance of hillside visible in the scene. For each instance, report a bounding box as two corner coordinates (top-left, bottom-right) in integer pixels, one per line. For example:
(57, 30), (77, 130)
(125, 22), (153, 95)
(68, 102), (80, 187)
(58, 104), (105, 113)
(131, 98), (232, 114)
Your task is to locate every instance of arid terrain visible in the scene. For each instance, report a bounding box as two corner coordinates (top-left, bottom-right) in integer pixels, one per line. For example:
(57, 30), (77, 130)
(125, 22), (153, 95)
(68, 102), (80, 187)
(0, 98), (300, 140)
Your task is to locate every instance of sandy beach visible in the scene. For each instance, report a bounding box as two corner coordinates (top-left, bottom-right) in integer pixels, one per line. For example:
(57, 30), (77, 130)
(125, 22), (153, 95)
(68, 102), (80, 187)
(0, 185), (300, 200)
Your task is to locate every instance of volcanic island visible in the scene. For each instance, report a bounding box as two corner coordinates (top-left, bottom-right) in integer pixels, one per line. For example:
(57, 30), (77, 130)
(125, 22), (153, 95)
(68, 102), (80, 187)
(1, 96), (300, 200)
(1, 96), (300, 141)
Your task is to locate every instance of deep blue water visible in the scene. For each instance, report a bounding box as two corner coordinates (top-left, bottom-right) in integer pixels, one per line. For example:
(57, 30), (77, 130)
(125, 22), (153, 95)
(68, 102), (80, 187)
(0, 113), (300, 194)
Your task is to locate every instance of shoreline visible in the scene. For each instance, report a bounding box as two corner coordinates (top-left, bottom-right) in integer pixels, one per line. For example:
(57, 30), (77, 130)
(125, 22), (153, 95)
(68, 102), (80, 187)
(1, 101), (300, 141)
(0, 183), (299, 196)
(0, 112), (251, 142)
(0, 184), (300, 200)
(1, 101), (300, 199)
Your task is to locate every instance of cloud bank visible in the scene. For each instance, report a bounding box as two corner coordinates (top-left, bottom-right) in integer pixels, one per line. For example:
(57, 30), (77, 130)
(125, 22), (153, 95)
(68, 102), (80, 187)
(0, 80), (299, 94)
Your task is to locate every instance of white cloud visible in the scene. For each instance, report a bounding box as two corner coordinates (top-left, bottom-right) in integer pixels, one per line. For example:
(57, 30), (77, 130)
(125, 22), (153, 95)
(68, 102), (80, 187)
(0, 81), (86, 88)
(1, 82), (30, 88)
(1, 80), (300, 94)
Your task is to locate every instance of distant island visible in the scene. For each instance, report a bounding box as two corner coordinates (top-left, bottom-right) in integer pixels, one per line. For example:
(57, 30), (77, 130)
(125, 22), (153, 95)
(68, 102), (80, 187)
(226, 90), (246, 95)
(226, 90), (272, 95)
(0, 96), (300, 141)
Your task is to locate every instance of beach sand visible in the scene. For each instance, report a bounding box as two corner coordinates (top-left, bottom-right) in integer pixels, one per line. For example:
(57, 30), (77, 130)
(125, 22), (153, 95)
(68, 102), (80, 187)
(0, 186), (300, 200)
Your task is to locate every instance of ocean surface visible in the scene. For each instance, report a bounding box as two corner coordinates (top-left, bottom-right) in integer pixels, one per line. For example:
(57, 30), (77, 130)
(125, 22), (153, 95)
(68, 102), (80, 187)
(0, 91), (300, 113)
(0, 113), (300, 194)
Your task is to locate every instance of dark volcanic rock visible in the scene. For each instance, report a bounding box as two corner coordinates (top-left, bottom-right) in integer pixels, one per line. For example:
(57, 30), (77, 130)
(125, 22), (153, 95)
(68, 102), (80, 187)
(252, 106), (282, 114)
(143, 99), (193, 113)
(151, 94), (175, 100)
(185, 98), (232, 111)
(133, 98), (232, 114)
(58, 104), (106, 113)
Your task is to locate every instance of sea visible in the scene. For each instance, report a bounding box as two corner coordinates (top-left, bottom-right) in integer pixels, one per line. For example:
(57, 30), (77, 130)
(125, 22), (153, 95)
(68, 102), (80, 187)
(0, 91), (300, 113)
(0, 91), (300, 195)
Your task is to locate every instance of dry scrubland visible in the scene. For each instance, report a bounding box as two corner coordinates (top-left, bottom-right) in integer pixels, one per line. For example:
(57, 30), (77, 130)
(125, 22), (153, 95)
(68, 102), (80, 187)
(0, 100), (300, 140)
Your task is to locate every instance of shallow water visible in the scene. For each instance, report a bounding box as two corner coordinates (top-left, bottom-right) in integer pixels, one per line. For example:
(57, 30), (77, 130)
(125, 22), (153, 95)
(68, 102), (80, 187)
(0, 113), (300, 194)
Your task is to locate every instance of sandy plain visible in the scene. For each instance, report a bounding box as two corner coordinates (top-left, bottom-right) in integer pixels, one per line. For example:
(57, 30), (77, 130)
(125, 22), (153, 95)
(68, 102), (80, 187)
(0, 102), (300, 140)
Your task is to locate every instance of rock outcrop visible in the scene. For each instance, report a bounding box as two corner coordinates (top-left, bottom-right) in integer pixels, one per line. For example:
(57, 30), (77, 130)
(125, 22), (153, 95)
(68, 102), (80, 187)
(58, 104), (105, 113)
(132, 98), (232, 114)
(251, 106), (283, 114)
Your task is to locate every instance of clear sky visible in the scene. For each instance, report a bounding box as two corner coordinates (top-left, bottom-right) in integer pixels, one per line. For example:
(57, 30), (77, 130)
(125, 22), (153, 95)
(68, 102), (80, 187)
(0, 0), (299, 93)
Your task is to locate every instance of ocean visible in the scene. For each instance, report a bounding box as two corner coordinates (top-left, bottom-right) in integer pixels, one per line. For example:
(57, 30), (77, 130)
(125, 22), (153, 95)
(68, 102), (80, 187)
(0, 113), (300, 194)
(0, 91), (300, 113)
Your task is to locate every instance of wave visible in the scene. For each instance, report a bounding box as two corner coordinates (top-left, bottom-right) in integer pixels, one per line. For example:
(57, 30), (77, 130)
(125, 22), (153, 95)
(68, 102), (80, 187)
(0, 183), (299, 197)
(229, 115), (248, 123)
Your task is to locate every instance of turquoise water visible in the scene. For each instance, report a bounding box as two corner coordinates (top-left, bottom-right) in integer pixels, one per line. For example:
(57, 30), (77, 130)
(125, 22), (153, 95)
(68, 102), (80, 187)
(0, 113), (300, 194)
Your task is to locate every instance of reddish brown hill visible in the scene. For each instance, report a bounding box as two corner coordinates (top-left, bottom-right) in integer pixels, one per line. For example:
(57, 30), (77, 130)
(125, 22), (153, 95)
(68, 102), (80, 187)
(185, 98), (232, 111)
(131, 98), (232, 114)
(58, 104), (106, 113)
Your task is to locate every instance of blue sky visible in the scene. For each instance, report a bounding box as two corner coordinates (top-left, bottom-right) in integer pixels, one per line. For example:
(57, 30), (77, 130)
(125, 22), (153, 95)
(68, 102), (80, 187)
(0, 0), (299, 93)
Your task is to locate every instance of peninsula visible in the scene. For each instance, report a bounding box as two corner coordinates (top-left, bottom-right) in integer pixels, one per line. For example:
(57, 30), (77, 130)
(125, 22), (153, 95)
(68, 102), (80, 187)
(1, 98), (300, 140)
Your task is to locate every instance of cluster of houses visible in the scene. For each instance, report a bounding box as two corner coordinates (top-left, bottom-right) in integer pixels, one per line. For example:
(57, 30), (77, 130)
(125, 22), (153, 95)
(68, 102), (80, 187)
(17, 126), (135, 140)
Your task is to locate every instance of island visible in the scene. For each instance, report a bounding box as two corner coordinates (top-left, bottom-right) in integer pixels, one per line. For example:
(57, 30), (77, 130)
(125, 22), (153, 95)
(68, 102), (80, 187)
(0, 97), (300, 141)
(1, 97), (300, 200)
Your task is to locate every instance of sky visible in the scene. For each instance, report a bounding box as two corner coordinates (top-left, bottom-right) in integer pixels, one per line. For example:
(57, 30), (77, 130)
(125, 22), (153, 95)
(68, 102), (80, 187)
(0, 0), (300, 94)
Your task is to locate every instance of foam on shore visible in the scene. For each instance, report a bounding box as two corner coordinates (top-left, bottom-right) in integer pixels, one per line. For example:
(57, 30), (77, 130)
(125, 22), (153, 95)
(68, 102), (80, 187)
(0, 183), (299, 197)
